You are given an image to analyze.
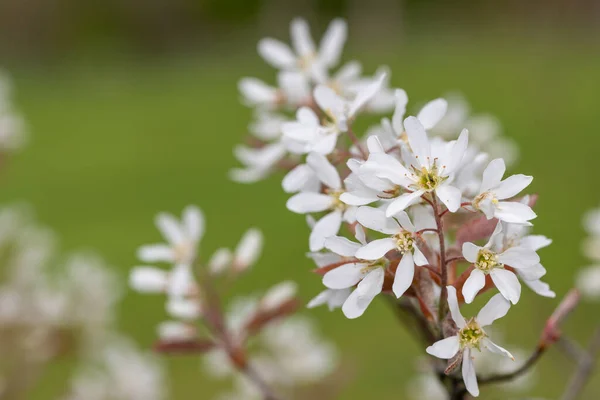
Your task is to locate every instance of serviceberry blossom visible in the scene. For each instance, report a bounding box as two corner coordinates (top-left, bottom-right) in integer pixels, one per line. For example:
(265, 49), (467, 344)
(426, 287), (513, 397)
(223, 17), (591, 399)
(287, 153), (356, 251)
(282, 74), (386, 155)
(354, 206), (429, 297)
(362, 116), (468, 216)
(258, 18), (347, 80)
(471, 158), (536, 224)
(462, 222), (541, 304)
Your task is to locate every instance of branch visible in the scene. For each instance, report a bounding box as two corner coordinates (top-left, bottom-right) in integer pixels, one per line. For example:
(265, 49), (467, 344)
(431, 194), (448, 328)
(562, 325), (600, 400)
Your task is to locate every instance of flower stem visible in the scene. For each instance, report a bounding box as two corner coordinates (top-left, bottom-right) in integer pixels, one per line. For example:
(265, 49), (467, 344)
(346, 127), (367, 159)
(431, 194), (448, 328)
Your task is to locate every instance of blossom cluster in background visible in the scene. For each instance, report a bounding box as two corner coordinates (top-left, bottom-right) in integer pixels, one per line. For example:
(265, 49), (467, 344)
(577, 207), (600, 299)
(129, 206), (338, 399)
(0, 73), (166, 400)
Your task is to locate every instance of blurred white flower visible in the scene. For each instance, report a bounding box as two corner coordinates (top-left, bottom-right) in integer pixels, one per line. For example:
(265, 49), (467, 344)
(65, 336), (166, 400)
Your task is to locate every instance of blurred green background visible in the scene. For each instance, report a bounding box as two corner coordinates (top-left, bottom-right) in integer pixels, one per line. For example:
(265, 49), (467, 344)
(1, 0), (600, 399)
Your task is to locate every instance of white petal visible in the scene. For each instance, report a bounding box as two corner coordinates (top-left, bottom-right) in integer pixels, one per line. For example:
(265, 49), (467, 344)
(426, 336), (460, 359)
(349, 73), (386, 116)
(318, 18), (347, 67)
(490, 269), (521, 304)
(183, 205), (204, 242)
(307, 152), (341, 189)
(403, 116), (431, 169)
(412, 245), (429, 266)
(166, 297), (202, 320)
(323, 262), (369, 289)
(354, 238), (396, 260)
(137, 244), (175, 263)
(356, 206), (398, 234)
(282, 164), (317, 193)
(393, 252), (415, 297)
(436, 184), (462, 213)
(520, 235), (552, 251)
(483, 338), (514, 360)
(339, 191), (379, 206)
(385, 191), (424, 217)
(129, 267), (168, 293)
(391, 89), (408, 133)
(311, 132), (339, 155)
(287, 192), (334, 214)
(314, 85), (345, 116)
(395, 210), (416, 233)
(234, 228), (263, 270)
(309, 210), (343, 251)
(477, 293), (511, 327)
(494, 174), (533, 199)
(342, 268), (384, 319)
(498, 247), (540, 269)
(417, 98), (447, 130)
(443, 129), (469, 174)
(462, 349), (479, 397)
(462, 242), (481, 263)
(494, 201), (537, 224)
(516, 263), (546, 281)
(290, 18), (315, 57)
(238, 78), (277, 105)
(258, 38), (296, 69)
(523, 279), (556, 298)
(208, 248), (232, 275)
(447, 286), (466, 328)
(168, 264), (195, 297)
(156, 212), (184, 245)
(324, 236), (361, 257)
(480, 158), (506, 193)
(462, 269), (486, 304)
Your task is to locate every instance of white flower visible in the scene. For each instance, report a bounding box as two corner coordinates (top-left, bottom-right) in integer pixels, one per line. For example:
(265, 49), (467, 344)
(282, 74), (386, 155)
(258, 18), (347, 79)
(426, 287), (513, 398)
(319, 226), (386, 319)
(462, 222), (540, 304)
(230, 142), (288, 184)
(363, 116), (469, 216)
(286, 153), (356, 251)
(472, 158), (536, 224)
(354, 206), (429, 297)
(582, 207), (600, 261)
(65, 337), (166, 400)
(233, 228), (264, 271)
(157, 321), (197, 342)
(137, 205), (204, 266)
(259, 281), (297, 311)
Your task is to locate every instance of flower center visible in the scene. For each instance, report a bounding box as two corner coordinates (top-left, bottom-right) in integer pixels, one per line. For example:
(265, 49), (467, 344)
(174, 241), (193, 264)
(412, 164), (446, 192)
(472, 191), (498, 209)
(393, 231), (414, 254)
(458, 318), (486, 349)
(327, 189), (347, 211)
(475, 249), (502, 273)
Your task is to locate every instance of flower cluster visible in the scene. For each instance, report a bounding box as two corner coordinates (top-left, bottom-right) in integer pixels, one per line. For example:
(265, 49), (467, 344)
(0, 204), (163, 399)
(232, 18), (556, 397)
(576, 206), (600, 299)
(129, 206), (338, 399)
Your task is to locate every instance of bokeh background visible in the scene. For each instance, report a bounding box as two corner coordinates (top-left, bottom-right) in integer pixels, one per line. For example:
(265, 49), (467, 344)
(1, 0), (600, 398)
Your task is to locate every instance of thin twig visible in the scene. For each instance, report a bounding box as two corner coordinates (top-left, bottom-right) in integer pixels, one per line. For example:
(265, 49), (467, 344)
(445, 256), (465, 266)
(431, 194), (448, 328)
(476, 345), (546, 386)
(346, 128), (367, 159)
(562, 325), (600, 400)
(243, 364), (284, 400)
